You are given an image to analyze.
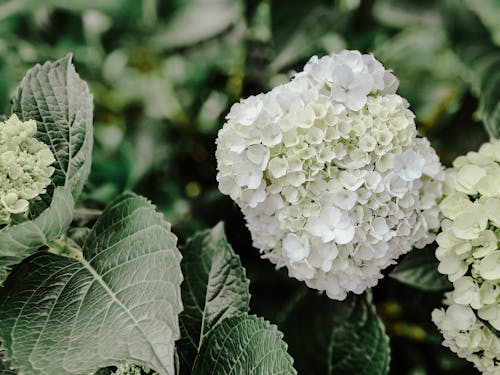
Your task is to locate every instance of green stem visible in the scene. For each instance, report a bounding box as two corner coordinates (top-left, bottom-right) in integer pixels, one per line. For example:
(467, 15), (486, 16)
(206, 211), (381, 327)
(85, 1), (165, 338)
(474, 310), (500, 338)
(74, 208), (103, 217)
(73, 207), (103, 223)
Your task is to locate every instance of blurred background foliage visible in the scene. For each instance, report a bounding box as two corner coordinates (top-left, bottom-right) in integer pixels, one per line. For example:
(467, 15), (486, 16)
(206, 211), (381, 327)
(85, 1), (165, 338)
(0, 0), (498, 374)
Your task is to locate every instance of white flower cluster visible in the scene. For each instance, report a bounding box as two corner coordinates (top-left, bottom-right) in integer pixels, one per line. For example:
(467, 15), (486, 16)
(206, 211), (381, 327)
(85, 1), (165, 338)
(216, 50), (445, 300)
(0, 114), (55, 224)
(432, 140), (500, 374)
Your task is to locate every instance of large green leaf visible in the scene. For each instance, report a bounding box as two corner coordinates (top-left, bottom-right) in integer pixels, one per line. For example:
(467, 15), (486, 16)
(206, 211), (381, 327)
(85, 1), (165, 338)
(389, 247), (452, 292)
(441, 0), (500, 138)
(280, 290), (390, 375)
(177, 223), (250, 370)
(0, 187), (74, 284)
(192, 314), (296, 375)
(12, 54), (94, 207)
(0, 193), (182, 375)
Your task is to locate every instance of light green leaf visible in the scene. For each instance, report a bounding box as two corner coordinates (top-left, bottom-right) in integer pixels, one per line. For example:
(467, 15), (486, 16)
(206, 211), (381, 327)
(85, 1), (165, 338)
(0, 193), (182, 375)
(150, 0), (243, 51)
(12, 54), (94, 207)
(390, 247), (452, 291)
(192, 314), (296, 375)
(280, 290), (390, 375)
(0, 186), (74, 284)
(373, 0), (441, 29)
(177, 223), (250, 370)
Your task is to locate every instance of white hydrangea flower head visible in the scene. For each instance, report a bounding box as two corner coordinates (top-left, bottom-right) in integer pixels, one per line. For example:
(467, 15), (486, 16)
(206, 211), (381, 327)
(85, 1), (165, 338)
(216, 50), (445, 300)
(432, 139), (500, 374)
(0, 114), (55, 224)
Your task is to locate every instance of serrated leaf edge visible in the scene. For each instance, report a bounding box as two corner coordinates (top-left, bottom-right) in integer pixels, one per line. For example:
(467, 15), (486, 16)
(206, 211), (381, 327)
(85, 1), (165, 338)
(0, 192), (183, 375)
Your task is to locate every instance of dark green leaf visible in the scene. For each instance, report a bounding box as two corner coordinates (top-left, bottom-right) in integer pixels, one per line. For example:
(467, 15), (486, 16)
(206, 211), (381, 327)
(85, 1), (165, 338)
(441, 0), (500, 138)
(0, 0), (137, 21)
(280, 290), (390, 375)
(0, 187), (74, 284)
(93, 369), (112, 375)
(0, 193), (182, 375)
(270, 2), (350, 72)
(0, 352), (15, 375)
(192, 314), (296, 375)
(375, 26), (465, 128)
(67, 227), (92, 248)
(271, 0), (323, 51)
(177, 223), (250, 370)
(464, 0), (500, 45)
(390, 247), (452, 291)
(12, 54), (94, 208)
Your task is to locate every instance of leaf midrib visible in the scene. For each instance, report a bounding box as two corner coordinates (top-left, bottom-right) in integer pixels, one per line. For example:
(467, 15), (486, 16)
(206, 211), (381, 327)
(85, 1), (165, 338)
(79, 257), (165, 372)
(198, 246), (219, 351)
(30, 66), (68, 180)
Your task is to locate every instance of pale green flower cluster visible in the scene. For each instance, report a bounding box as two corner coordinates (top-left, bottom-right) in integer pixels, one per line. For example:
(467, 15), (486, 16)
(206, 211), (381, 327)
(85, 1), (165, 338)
(0, 114), (55, 224)
(114, 363), (157, 375)
(432, 302), (499, 375)
(432, 139), (500, 374)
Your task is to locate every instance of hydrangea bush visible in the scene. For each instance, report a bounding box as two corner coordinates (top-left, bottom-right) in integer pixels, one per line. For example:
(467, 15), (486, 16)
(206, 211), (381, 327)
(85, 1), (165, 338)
(432, 140), (500, 374)
(0, 56), (299, 375)
(216, 50), (445, 300)
(0, 42), (498, 374)
(0, 114), (54, 224)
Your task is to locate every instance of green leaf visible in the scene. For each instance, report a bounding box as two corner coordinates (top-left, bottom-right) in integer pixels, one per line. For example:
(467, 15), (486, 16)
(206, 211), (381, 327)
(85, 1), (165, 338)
(270, 2), (350, 72)
(0, 193), (182, 375)
(0, 352), (15, 375)
(389, 247), (452, 291)
(464, 0), (500, 45)
(177, 223), (250, 370)
(0, 0), (138, 22)
(0, 187), (74, 284)
(280, 290), (390, 375)
(192, 314), (296, 375)
(374, 26), (465, 128)
(441, 0), (500, 138)
(12, 54), (94, 207)
(67, 227), (92, 248)
(150, 0), (243, 51)
(373, 0), (441, 29)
